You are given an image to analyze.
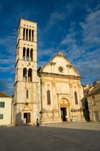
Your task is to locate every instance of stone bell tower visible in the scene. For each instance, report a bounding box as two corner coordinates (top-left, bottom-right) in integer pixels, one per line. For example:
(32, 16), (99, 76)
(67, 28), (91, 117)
(12, 19), (40, 125)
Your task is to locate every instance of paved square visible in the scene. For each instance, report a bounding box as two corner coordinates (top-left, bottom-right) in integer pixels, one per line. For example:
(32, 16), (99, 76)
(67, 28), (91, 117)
(0, 122), (100, 151)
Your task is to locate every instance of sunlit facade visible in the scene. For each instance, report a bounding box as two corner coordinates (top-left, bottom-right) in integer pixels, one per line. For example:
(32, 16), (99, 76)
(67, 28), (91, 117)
(12, 19), (85, 125)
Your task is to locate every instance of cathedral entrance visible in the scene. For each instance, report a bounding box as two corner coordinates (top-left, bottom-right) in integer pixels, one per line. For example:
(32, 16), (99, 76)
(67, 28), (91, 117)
(24, 113), (31, 123)
(60, 98), (69, 122)
(61, 108), (67, 121)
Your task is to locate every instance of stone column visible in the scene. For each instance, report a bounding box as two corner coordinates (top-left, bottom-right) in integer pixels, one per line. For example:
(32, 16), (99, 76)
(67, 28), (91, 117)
(27, 69), (28, 82)
(32, 30), (34, 41)
(29, 48), (30, 61)
(31, 30), (32, 41)
(28, 29), (29, 41)
(32, 49), (34, 61)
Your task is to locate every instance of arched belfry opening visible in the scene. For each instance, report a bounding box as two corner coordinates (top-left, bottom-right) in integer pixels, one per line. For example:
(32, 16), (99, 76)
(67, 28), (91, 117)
(23, 68), (27, 81)
(27, 48), (29, 60)
(30, 49), (33, 61)
(23, 47), (25, 60)
(32, 30), (34, 41)
(26, 29), (28, 40)
(29, 29), (31, 41)
(28, 68), (32, 82)
(23, 28), (25, 40)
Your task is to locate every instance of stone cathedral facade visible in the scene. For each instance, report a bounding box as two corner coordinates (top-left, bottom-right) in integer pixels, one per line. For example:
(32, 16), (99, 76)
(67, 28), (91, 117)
(12, 19), (85, 125)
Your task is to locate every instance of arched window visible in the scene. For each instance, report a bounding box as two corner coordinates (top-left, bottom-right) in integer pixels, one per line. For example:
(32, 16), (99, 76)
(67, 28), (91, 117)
(32, 30), (34, 41)
(47, 90), (51, 105)
(28, 68), (32, 82)
(23, 68), (27, 81)
(26, 29), (28, 40)
(27, 48), (29, 60)
(29, 29), (31, 41)
(74, 91), (78, 104)
(92, 96), (95, 105)
(30, 49), (33, 61)
(23, 28), (25, 39)
(23, 47), (25, 60)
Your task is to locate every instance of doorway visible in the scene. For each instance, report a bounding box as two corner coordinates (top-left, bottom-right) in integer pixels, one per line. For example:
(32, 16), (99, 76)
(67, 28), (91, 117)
(24, 113), (31, 123)
(61, 108), (67, 121)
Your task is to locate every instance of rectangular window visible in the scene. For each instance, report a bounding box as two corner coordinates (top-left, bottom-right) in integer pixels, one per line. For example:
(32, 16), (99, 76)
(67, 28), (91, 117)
(92, 96), (95, 105)
(0, 102), (5, 108)
(47, 90), (51, 105)
(26, 90), (28, 98)
(74, 92), (78, 104)
(0, 114), (3, 119)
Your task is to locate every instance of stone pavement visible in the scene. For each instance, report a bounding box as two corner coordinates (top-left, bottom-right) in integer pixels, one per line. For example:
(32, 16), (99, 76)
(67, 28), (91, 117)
(42, 122), (100, 130)
(0, 122), (100, 151)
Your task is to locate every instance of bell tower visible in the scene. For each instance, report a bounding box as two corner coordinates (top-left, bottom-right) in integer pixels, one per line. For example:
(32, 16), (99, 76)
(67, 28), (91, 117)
(13, 19), (40, 125)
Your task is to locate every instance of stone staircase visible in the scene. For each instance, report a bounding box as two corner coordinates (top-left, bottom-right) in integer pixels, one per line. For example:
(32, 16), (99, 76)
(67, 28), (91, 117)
(71, 116), (86, 122)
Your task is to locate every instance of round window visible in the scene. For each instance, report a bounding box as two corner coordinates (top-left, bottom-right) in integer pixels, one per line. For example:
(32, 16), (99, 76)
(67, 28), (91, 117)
(59, 67), (63, 72)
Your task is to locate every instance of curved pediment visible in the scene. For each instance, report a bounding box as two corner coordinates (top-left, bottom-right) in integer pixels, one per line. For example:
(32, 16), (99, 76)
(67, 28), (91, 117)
(38, 51), (80, 77)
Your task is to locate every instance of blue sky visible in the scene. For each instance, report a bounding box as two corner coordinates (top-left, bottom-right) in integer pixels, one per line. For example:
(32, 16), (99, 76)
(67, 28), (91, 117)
(0, 0), (100, 96)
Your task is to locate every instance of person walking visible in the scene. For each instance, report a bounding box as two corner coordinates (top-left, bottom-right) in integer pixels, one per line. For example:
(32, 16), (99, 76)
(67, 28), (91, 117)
(36, 118), (39, 127)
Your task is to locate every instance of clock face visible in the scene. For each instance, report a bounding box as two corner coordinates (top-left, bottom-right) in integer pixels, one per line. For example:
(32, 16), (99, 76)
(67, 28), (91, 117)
(59, 67), (63, 72)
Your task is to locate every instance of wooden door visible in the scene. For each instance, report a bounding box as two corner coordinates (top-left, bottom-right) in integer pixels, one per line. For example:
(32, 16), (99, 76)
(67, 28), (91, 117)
(26, 113), (31, 123)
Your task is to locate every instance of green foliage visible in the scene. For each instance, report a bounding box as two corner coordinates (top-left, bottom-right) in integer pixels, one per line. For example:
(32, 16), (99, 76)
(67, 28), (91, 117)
(85, 98), (88, 102)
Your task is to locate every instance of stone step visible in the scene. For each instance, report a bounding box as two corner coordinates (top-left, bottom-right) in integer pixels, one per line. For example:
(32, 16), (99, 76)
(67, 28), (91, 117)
(72, 117), (86, 122)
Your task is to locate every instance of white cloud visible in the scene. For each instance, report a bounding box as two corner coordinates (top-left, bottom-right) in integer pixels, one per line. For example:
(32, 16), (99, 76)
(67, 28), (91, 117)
(66, 4), (73, 15)
(0, 29), (16, 54)
(0, 65), (14, 73)
(80, 9), (100, 48)
(60, 26), (85, 63)
(0, 78), (14, 96)
(44, 12), (66, 32)
(0, 57), (15, 65)
(38, 47), (57, 61)
(0, 54), (15, 74)
(95, 4), (100, 11)
(0, 29), (16, 75)
(37, 61), (47, 69)
(60, 33), (76, 45)
(73, 47), (100, 85)
(59, 6), (100, 85)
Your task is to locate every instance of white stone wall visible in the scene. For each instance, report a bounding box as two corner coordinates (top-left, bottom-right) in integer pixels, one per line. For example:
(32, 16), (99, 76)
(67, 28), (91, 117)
(0, 97), (12, 125)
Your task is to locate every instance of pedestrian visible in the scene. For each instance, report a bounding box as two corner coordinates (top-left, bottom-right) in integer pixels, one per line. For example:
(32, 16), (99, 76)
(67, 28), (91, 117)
(61, 115), (63, 121)
(36, 118), (39, 127)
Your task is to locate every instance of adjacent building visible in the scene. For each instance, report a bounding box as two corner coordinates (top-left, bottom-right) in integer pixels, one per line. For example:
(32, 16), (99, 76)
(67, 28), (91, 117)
(88, 82), (100, 122)
(82, 84), (93, 121)
(0, 91), (12, 125)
